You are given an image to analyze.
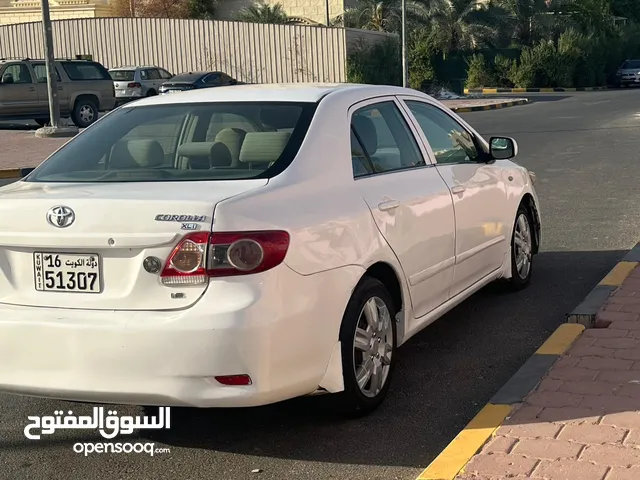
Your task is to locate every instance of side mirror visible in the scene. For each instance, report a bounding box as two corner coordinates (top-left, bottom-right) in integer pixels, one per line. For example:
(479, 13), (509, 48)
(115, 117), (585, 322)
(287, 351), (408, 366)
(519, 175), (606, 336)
(489, 136), (518, 160)
(1, 75), (13, 85)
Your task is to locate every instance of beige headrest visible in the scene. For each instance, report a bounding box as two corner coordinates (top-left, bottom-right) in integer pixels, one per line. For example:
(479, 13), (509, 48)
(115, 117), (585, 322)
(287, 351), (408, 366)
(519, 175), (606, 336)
(239, 132), (291, 163)
(215, 128), (246, 162)
(110, 139), (164, 168)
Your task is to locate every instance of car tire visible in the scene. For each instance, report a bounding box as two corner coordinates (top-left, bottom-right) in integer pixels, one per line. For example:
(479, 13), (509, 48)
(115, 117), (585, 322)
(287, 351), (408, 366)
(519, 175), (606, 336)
(507, 205), (534, 290)
(34, 118), (49, 127)
(71, 98), (98, 128)
(335, 276), (397, 417)
(146, 89), (157, 97)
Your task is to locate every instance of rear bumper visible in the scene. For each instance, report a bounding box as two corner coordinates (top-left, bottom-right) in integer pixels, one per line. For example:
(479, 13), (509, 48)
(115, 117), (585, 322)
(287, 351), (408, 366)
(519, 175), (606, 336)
(0, 264), (362, 407)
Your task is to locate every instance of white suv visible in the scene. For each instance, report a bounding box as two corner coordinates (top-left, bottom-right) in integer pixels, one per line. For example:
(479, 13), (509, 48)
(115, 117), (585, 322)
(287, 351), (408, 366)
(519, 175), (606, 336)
(109, 66), (173, 104)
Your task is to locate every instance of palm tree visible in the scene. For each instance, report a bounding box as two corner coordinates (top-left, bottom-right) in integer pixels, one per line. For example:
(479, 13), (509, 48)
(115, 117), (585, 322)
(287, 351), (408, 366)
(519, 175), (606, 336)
(487, 0), (556, 47)
(236, 2), (289, 23)
(335, 0), (430, 33)
(424, 0), (501, 54)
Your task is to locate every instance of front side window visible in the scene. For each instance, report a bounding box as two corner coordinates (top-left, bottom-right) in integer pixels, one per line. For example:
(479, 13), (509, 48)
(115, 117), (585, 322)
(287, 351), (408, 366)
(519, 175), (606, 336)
(203, 73), (222, 85)
(25, 102), (316, 183)
(147, 69), (161, 80)
(159, 69), (173, 79)
(405, 100), (481, 165)
(350, 101), (425, 177)
(1, 64), (32, 84)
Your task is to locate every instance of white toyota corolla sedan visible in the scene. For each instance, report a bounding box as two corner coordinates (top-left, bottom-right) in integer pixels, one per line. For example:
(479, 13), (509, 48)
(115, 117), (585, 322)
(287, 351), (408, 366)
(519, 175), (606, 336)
(0, 83), (540, 415)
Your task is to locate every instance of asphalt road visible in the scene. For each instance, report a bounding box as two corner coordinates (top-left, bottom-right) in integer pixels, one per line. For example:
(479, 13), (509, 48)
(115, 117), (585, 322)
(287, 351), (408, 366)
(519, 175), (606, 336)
(2, 90), (640, 480)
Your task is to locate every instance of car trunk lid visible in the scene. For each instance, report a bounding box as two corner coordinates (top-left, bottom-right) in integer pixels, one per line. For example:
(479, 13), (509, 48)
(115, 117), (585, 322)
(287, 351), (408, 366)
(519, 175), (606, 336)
(0, 179), (267, 310)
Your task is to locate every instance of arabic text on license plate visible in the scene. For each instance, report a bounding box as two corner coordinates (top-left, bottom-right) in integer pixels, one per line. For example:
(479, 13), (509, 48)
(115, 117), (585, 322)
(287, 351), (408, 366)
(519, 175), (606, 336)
(33, 252), (101, 293)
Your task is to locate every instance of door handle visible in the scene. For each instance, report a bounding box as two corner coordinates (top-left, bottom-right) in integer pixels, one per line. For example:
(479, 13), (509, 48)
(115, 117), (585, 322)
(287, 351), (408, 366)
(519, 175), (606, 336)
(378, 199), (400, 211)
(28, 87), (35, 91)
(451, 185), (466, 194)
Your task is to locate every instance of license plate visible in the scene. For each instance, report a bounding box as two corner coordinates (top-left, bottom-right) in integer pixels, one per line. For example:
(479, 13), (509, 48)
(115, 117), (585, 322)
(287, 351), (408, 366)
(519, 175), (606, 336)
(33, 252), (102, 293)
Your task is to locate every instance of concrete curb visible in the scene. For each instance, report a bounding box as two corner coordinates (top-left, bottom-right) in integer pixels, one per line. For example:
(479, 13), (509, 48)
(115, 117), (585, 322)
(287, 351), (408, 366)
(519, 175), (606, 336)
(566, 241), (640, 328)
(448, 99), (529, 113)
(464, 86), (610, 94)
(416, 323), (585, 480)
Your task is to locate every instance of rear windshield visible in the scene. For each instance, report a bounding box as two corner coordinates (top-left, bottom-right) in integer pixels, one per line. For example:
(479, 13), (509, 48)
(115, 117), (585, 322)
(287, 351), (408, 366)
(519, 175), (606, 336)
(25, 102), (317, 183)
(109, 70), (135, 81)
(61, 61), (111, 81)
(622, 60), (640, 69)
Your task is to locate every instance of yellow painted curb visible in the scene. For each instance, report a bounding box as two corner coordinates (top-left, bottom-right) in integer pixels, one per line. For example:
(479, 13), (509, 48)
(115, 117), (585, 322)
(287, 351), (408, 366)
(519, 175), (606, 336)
(535, 323), (585, 355)
(599, 261), (639, 287)
(512, 88), (527, 93)
(455, 108), (472, 113)
(416, 404), (513, 480)
(0, 169), (21, 179)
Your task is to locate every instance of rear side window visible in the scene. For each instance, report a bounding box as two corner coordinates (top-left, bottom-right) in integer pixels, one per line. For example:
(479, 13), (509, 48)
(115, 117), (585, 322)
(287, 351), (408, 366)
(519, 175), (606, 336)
(109, 70), (135, 81)
(351, 101), (425, 176)
(26, 102), (317, 183)
(61, 61), (111, 81)
(33, 63), (62, 83)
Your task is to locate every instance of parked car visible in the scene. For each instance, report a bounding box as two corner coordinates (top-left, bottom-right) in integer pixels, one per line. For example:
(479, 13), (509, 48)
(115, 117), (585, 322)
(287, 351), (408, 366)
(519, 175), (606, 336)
(615, 59), (640, 87)
(0, 57), (116, 128)
(109, 66), (174, 104)
(0, 84), (540, 415)
(158, 71), (238, 94)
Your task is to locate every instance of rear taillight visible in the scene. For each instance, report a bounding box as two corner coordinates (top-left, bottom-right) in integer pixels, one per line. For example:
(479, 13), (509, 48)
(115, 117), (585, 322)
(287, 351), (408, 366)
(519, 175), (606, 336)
(160, 231), (290, 285)
(127, 82), (141, 88)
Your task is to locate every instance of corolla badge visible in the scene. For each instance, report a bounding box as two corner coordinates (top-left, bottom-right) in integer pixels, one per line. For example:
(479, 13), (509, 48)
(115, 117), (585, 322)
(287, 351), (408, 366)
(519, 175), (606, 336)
(46, 206), (75, 228)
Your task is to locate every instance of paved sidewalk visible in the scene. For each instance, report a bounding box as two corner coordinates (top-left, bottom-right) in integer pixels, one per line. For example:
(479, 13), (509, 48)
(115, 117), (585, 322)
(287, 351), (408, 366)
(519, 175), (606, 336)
(442, 98), (528, 113)
(1, 130), (68, 170)
(457, 264), (640, 480)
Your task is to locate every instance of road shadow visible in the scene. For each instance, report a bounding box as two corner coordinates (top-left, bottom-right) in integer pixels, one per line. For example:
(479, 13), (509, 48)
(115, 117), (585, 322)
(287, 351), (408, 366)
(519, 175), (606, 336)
(0, 121), (38, 131)
(136, 249), (626, 469)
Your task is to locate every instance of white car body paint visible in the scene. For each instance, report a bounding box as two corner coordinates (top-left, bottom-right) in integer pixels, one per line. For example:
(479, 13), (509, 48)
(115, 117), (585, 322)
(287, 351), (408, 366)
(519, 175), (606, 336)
(0, 83), (541, 407)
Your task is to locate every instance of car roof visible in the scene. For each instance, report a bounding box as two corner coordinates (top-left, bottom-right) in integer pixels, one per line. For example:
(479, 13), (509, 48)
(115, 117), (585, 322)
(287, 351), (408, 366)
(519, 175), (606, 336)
(123, 83), (429, 106)
(169, 71), (216, 81)
(110, 66), (158, 70)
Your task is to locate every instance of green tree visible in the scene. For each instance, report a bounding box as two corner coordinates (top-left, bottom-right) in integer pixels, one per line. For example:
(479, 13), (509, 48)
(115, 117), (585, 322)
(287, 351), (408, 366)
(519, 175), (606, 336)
(424, 0), (501, 55)
(236, 2), (289, 23)
(487, 0), (553, 47)
(188, 0), (216, 19)
(611, 0), (640, 23)
(336, 0), (430, 33)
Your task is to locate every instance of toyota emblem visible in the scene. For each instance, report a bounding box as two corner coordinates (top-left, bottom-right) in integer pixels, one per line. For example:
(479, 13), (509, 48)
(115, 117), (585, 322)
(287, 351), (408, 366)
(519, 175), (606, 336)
(46, 206), (75, 228)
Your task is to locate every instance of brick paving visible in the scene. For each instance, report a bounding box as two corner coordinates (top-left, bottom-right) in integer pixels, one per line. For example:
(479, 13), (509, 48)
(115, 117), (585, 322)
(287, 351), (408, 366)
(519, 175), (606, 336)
(0, 129), (68, 170)
(457, 264), (640, 480)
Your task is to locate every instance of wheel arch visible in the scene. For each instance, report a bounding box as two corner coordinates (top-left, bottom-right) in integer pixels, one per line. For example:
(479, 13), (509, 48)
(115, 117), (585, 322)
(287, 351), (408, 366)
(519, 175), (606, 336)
(520, 193), (540, 254)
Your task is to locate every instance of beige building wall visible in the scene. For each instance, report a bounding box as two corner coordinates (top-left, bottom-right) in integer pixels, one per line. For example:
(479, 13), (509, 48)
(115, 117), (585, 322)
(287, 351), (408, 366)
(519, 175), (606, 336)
(0, 0), (111, 26)
(216, 0), (356, 26)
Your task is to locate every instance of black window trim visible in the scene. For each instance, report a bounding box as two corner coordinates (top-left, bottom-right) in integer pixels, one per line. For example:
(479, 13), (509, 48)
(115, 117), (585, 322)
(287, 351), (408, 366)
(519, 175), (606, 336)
(400, 97), (491, 166)
(349, 97), (433, 180)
